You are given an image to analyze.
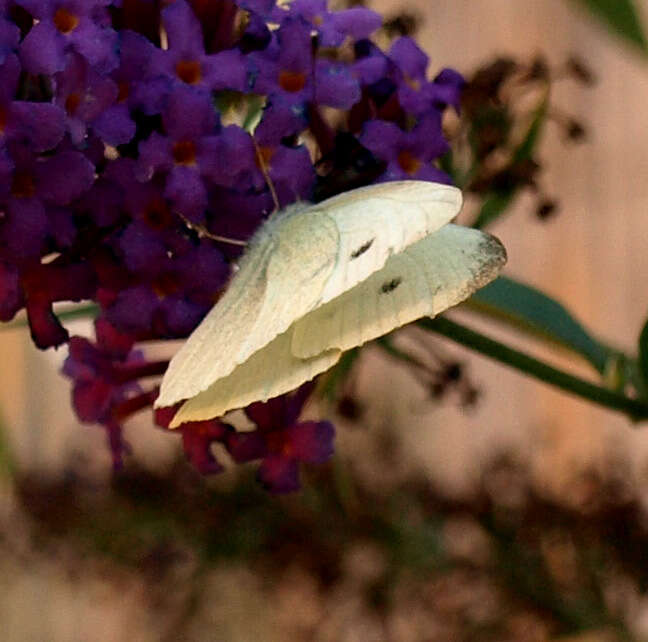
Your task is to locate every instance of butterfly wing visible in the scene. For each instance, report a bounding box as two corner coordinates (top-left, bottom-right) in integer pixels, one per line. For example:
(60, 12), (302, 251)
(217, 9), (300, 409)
(157, 181), (463, 411)
(291, 225), (506, 358)
(155, 207), (339, 408)
(171, 225), (505, 424)
(169, 328), (341, 426)
(313, 180), (462, 304)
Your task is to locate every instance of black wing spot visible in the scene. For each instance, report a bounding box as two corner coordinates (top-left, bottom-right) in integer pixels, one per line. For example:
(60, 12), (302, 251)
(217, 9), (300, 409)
(380, 277), (402, 294)
(350, 238), (374, 259)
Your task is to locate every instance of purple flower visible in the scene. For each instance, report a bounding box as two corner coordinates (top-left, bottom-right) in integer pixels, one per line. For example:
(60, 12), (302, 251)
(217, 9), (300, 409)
(389, 37), (463, 116)
(238, 0), (276, 18)
(286, 0), (382, 47)
(136, 86), (221, 222)
(53, 53), (122, 145)
(104, 285), (159, 334)
(432, 68), (465, 111)
(103, 237), (228, 339)
(254, 100), (316, 204)
(226, 384), (335, 493)
(0, 6), (20, 64)
(18, 0), (118, 75)
(150, 0), (248, 93)
(352, 38), (390, 86)
(0, 143), (95, 263)
(204, 125), (261, 190)
(250, 17), (360, 109)
(88, 29), (170, 145)
(0, 54), (66, 152)
(206, 187), (274, 257)
(0, 0), (464, 487)
(113, 30), (171, 115)
(360, 116), (451, 183)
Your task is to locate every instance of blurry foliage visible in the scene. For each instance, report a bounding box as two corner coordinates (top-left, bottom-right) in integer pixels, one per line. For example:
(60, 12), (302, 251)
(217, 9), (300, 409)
(446, 53), (591, 228)
(7, 451), (648, 640)
(569, 0), (648, 55)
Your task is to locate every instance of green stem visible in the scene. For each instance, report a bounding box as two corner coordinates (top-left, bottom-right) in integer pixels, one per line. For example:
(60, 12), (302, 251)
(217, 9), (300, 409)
(421, 316), (648, 421)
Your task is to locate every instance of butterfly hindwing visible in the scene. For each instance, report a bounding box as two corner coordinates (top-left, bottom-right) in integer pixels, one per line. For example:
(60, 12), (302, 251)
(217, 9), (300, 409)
(291, 225), (506, 358)
(170, 327), (341, 426)
(253, 208), (339, 344)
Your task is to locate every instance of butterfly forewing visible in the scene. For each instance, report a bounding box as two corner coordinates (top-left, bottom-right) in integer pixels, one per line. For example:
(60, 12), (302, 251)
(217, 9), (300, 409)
(156, 235), (275, 408)
(156, 207), (339, 408)
(315, 181), (462, 304)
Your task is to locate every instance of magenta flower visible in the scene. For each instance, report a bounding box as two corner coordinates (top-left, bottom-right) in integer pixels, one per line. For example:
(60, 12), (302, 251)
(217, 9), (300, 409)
(0, 260), (21, 322)
(155, 405), (232, 475)
(63, 333), (165, 468)
(226, 384), (335, 493)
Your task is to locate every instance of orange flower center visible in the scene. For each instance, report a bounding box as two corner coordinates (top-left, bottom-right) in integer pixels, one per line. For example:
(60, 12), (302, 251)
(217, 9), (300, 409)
(172, 140), (197, 166)
(278, 70), (307, 93)
(65, 92), (81, 115)
(54, 7), (79, 34)
(397, 150), (421, 175)
(175, 60), (203, 85)
(11, 171), (35, 198)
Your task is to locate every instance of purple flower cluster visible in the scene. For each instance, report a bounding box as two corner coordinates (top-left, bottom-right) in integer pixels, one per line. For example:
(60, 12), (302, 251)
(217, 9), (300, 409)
(0, 0), (462, 490)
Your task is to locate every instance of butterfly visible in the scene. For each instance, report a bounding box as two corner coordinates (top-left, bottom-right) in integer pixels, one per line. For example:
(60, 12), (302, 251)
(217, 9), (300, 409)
(155, 180), (506, 427)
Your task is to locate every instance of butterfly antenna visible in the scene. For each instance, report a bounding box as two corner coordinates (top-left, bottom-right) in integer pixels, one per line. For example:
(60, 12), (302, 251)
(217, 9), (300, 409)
(176, 212), (248, 247)
(253, 138), (280, 215)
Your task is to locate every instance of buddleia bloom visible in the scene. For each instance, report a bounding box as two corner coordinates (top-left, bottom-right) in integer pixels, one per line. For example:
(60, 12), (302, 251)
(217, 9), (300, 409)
(0, 0), (464, 492)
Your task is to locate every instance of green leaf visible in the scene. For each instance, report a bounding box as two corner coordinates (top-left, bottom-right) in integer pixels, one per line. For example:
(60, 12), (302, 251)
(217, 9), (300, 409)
(638, 318), (648, 387)
(467, 275), (617, 374)
(568, 0), (648, 55)
(472, 97), (548, 229)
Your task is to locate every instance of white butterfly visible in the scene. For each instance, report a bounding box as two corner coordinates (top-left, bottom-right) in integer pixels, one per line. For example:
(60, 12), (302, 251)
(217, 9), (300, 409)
(155, 180), (506, 427)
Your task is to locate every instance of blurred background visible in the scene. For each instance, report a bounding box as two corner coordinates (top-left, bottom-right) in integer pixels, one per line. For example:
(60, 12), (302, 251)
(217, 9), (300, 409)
(3, 1), (648, 640)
